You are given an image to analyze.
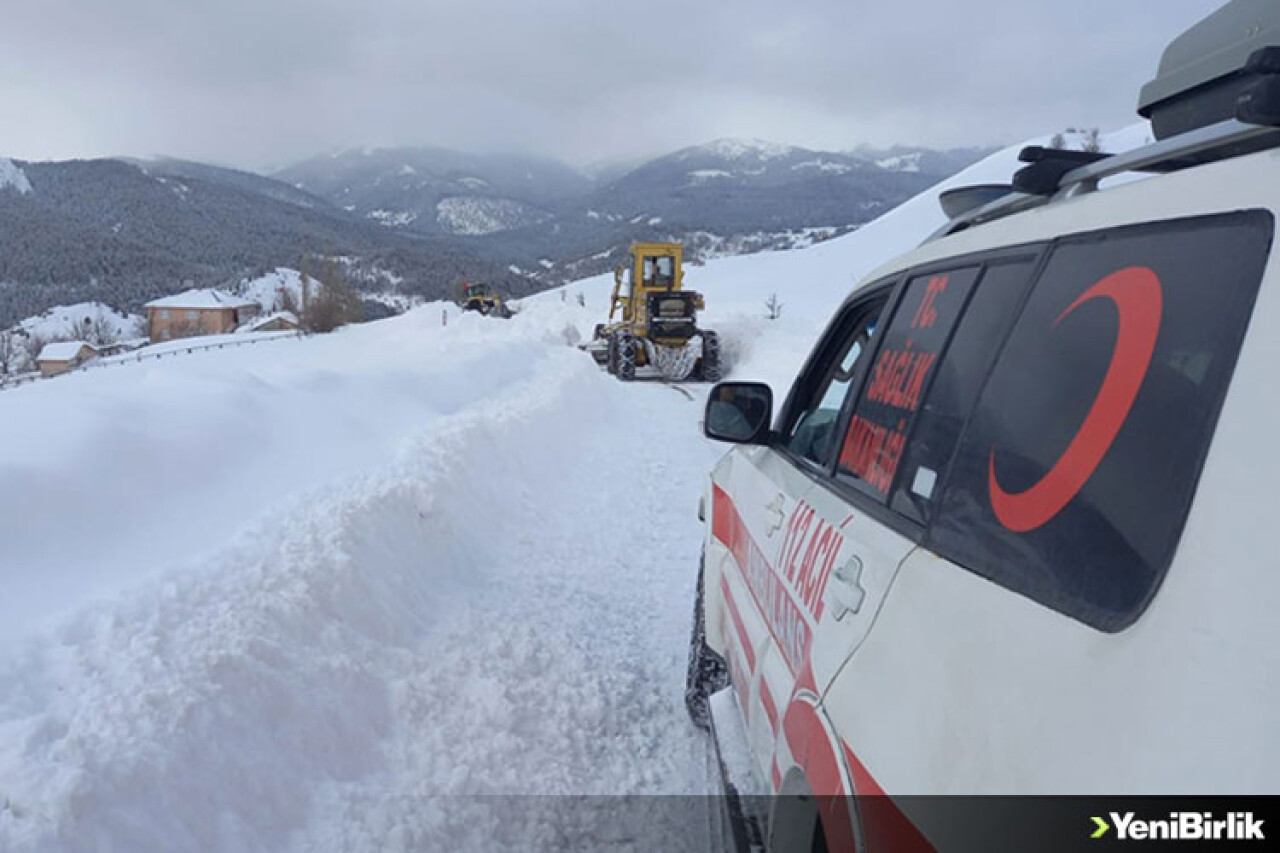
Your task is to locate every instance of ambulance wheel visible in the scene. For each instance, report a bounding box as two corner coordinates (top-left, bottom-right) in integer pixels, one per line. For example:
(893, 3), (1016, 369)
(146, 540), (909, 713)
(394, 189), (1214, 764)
(685, 556), (729, 731)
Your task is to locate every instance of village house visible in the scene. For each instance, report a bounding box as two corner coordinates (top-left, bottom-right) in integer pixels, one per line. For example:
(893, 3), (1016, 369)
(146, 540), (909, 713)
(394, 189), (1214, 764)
(144, 289), (259, 343)
(238, 311), (300, 333)
(37, 341), (98, 377)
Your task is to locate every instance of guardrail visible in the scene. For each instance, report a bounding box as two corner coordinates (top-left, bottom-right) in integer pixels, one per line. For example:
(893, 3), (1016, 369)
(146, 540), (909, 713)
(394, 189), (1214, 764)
(0, 331), (305, 393)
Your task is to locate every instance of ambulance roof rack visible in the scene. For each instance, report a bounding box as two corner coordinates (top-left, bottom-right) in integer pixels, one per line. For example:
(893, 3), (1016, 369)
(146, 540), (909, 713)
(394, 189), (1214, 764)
(930, 0), (1280, 242)
(927, 119), (1279, 241)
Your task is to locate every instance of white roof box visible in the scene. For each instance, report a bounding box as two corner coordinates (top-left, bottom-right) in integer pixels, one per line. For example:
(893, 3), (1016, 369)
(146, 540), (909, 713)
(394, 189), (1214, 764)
(1138, 0), (1280, 140)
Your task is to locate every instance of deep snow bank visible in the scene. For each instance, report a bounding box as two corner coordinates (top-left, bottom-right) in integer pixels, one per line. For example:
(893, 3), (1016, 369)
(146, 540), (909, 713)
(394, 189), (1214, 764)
(0, 307), (582, 641)
(0, 304), (635, 851)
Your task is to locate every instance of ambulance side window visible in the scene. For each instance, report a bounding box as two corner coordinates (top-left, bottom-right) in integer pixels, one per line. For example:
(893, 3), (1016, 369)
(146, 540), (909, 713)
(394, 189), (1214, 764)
(781, 295), (887, 469)
(929, 211), (1273, 632)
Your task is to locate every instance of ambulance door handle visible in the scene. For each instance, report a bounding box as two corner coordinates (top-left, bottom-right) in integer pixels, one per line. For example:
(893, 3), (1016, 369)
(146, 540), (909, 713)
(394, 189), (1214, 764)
(829, 554), (866, 621)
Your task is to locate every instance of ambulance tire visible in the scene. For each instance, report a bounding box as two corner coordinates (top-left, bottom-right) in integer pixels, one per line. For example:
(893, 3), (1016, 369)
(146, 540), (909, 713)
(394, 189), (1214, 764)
(685, 556), (730, 731)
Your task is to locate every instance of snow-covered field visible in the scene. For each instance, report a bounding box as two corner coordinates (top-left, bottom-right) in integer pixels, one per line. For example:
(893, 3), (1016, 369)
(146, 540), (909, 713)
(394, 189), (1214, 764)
(0, 128), (1143, 851)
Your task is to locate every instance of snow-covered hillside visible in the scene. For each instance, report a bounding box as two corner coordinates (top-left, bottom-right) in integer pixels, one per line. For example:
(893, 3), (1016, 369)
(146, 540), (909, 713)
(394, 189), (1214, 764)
(236, 268), (309, 312)
(681, 138), (795, 161)
(434, 196), (549, 235)
(0, 125), (1146, 851)
(12, 302), (140, 339)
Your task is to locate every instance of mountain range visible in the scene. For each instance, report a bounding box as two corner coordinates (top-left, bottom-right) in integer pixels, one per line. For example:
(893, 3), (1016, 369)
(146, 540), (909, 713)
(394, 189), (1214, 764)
(0, 139), (995, 327)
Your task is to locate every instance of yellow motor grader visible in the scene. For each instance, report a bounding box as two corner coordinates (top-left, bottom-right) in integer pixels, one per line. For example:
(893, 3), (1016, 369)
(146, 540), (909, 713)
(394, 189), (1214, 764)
(581, 242), (721, 382)
(457, 281), (512, 318)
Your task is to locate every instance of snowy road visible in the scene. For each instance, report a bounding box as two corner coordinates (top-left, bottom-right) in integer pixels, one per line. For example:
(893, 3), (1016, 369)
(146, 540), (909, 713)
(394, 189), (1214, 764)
(288, 364), (727, 850)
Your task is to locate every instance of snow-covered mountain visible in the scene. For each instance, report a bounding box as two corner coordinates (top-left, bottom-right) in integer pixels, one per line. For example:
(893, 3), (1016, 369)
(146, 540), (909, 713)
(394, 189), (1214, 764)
(682, 137), (797, 161)
(483, 137), (990, 284)
(275, 139), (995, 278)
(273, 147), (591, 237)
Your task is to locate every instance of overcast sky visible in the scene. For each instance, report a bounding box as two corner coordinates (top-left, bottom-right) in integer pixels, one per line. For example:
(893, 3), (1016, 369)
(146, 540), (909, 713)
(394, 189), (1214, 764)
(0, 0), (1224, 172)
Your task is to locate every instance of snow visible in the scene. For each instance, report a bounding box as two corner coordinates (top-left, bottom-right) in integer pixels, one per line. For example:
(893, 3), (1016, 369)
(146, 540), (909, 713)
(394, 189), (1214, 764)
(154, 176), (191, 199)
(0, 123), (1151, 851)
(145, 289), (257, 310)
(236, 268), (308, 313)
(876, 152), (922, 172)
(364, 292), (420, 313)
(130, 330), (295, 356)
(688, 169), (733, 182)
(791, 159), (854, 174)
(0, 305), (717, 851)
(10, 302), (141, 341)
(238, 311), (299, 332)
(693, 138), (794, 160)
(367, 209), (419, 228)
(0, 158), (33, 194)
(435, 197), (540, 235)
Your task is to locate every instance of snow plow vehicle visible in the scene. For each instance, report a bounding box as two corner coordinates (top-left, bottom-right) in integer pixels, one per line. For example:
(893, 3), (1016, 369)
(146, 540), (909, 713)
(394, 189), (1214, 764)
(581, 242), (721, 382)
(457, 282), (512, 318)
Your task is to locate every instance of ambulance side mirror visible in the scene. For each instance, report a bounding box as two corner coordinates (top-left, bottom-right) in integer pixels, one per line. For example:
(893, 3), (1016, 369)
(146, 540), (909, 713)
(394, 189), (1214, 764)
(705, 382), (772, 444)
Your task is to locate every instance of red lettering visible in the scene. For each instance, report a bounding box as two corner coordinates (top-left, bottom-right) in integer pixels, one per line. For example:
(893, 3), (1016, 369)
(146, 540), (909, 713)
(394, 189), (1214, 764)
(783, 506), (815, 583)
(902, 351), (937, 411)
(891, 346), (911, 406)
(864, 344), (936, 414)
(794, 523), (826, 602)
(800, 526), (836, 612)
(867, 356), (888, 404)
(912, 274), (949, 329)
(778, 503), (811, 583)
(840, 414), (911, 495)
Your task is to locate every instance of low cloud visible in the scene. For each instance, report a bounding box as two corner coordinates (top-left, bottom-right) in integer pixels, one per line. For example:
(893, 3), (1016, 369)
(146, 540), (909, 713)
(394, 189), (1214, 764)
(0, 0), (1224, 169)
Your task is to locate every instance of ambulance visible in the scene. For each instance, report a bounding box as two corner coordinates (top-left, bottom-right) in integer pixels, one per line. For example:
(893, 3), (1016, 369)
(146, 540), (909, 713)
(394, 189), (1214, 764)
(686, 1), (1280, 848)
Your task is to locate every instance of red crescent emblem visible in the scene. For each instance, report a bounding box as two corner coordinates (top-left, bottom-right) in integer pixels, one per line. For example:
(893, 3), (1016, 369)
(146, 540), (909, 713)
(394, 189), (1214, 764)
(989, 266), (1162, 533)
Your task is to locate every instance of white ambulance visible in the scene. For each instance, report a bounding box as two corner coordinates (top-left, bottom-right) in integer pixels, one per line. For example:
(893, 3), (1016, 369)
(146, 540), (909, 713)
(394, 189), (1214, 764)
(687, 1), (1280, 849)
